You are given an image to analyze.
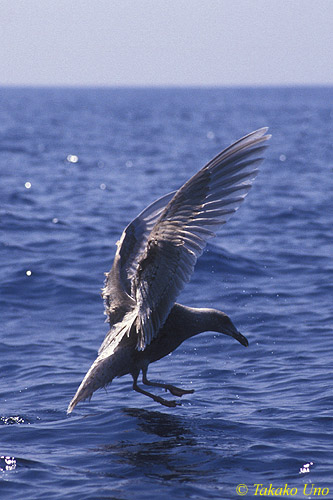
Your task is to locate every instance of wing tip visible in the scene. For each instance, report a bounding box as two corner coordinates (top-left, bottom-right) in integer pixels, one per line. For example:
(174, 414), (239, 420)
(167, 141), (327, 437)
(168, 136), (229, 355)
(243, 126), (271, 145)
(252, 126), (270, 137)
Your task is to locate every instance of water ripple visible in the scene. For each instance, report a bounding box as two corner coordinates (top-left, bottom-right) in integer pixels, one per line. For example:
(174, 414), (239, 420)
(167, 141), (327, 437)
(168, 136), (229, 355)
(0, 87), (332, 500)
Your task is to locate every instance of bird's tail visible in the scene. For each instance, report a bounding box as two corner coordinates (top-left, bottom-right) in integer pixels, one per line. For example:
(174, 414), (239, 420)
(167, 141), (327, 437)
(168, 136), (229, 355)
(67, 355), (112, 414)
(67, 310), (138, 414)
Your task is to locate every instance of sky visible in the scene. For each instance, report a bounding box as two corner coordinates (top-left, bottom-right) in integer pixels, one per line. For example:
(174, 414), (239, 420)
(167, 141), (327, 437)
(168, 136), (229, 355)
(0, 0), (332, 87)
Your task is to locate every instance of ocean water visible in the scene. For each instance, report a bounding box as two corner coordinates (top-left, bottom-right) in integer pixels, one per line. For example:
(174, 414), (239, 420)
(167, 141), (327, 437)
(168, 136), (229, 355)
(0, 87), (332, 499)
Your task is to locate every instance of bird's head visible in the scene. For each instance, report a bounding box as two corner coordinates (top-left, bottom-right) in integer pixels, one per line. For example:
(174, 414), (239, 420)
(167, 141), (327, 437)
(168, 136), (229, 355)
(205, 309), (249, 347)
(219, 313), (249, 347)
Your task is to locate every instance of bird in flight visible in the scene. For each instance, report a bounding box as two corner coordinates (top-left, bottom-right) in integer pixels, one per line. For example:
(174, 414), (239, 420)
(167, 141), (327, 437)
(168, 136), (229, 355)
(67, 127), (270, 412)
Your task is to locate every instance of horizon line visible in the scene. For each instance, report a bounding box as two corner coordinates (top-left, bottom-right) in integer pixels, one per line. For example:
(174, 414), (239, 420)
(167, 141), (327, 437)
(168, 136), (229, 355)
(0, 82), (332, 90)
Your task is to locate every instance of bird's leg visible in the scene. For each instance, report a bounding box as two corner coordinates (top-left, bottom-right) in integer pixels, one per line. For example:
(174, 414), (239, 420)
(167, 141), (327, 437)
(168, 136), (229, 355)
(132, 375), (180, 408)
(142, 368), (194, 397)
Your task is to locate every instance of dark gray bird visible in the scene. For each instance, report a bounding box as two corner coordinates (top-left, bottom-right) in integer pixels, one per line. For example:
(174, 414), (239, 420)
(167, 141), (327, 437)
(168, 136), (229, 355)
(67, 128), (270, 412)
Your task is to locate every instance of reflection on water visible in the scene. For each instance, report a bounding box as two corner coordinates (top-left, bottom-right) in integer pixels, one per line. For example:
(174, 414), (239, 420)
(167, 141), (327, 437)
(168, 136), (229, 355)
(123, 408), (193, 438)
(0, 416), (28, 425)
(299, 461), (314, 474)
(0, 456), (16, 471)
(95, 408), (214, 481)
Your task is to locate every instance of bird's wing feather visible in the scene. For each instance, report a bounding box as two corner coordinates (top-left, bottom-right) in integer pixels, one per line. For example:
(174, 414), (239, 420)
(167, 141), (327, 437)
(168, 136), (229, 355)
(131, 128), (271, 350)
(102, 190), (176, 316)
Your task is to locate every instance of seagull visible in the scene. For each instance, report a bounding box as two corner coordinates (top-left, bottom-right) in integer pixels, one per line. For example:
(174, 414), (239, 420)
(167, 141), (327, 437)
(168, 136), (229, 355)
(67, 128), (270, 412)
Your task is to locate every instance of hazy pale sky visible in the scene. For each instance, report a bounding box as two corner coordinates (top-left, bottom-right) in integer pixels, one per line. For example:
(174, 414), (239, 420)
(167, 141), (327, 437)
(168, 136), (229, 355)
(1, 0), (332, 87)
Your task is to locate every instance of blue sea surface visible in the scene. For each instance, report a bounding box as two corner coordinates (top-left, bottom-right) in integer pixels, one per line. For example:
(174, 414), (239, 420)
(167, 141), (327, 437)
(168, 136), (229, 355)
(0, 87), (332, 499)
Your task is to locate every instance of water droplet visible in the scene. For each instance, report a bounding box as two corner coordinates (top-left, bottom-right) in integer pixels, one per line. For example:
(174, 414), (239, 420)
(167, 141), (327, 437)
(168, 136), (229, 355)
(26, 270), (32, 276)
(100, 183), (106, 190)
(25, 181), (32, 189)
(279, 154), (286, 162)
(207, 131), (215, 140)
(52, 218), (59, 224)
(126, 160), (133, 168)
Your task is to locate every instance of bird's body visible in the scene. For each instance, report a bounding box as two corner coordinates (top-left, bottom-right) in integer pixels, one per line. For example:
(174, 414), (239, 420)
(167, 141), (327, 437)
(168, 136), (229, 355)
(67, 128), (270, 412)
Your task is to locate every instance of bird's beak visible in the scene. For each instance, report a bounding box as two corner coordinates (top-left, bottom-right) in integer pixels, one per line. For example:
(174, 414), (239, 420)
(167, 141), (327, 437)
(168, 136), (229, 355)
(225, 327), (249, 347)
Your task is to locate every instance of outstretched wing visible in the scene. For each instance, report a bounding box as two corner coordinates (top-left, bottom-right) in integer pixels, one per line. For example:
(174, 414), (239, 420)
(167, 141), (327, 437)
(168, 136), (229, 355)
(131, 128), (271, 350)
(102, 190), (176, 316)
